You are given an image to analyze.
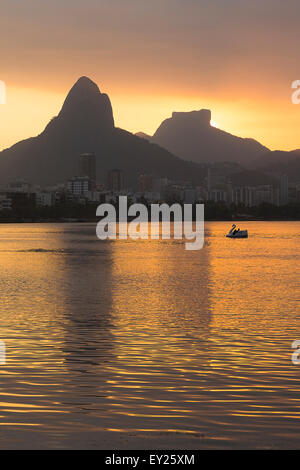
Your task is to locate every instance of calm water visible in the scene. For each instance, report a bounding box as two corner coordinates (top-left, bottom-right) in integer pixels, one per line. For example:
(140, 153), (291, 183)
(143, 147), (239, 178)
(0, 221), (299, 449)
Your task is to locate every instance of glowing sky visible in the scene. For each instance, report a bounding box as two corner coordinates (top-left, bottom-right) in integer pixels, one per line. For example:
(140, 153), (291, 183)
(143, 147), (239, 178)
(0, 0), (299, 151)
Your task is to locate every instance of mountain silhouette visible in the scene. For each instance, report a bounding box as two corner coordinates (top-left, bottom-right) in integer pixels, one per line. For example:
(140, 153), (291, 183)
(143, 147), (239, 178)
(135, 132), (152, 140)
(148, 110), (268, 165)
(0, 77), (207, 186)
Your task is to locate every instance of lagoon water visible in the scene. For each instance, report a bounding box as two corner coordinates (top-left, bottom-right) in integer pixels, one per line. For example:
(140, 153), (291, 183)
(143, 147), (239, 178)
(0, 221), (299, 449)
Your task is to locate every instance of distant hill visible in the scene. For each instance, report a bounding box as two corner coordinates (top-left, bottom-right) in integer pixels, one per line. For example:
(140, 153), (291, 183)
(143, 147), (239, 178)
(0, 77), (208, 187)
(229, 169), (277, 187)
(145, 110), (268, 166)
(2, 78), (299, 188)
(254, 150), (300, 182)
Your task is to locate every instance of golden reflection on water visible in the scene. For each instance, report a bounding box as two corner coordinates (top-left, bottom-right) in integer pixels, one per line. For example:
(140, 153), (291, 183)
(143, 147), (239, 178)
(0, 222), (299, 448)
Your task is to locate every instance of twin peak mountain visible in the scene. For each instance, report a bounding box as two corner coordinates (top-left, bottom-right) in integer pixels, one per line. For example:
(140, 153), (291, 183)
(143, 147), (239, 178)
(0, 76), (269, 186)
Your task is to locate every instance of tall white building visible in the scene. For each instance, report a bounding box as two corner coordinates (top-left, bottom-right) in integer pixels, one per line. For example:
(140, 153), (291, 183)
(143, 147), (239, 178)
(280, 174), (289, 205)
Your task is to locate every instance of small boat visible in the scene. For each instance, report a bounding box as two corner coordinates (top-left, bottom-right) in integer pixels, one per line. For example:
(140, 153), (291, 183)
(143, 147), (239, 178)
(226, 224), (248, 238)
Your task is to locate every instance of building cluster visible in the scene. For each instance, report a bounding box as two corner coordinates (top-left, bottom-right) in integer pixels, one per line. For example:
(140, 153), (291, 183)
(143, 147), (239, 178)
(136, 172), (299, 208)
(0, 153), (299, 213)
(205, 172), (296, 207)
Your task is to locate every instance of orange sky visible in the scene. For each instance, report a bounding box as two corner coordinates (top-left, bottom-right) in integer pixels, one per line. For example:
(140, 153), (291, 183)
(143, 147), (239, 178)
(0, 0), (299, 152)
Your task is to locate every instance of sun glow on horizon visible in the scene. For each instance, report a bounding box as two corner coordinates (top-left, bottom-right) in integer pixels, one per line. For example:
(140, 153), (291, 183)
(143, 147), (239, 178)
(210, 120), (219, 128)
(0, 84), (300, 152)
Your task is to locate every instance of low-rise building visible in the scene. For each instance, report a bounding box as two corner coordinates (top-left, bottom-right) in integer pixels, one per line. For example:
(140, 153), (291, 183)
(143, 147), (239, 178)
(233, 186), (255, 206)
(254, 185), (274, 205)
(35, 192), (54, 207)
(0, 195), (12, 211)
(67, 176), (90, 195)
(208, 189), (228, 203)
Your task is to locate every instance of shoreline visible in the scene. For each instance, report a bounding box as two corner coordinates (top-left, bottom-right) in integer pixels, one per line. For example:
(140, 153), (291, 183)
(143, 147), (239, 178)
(0, 429), (298, 450)
(0, 218), (299, 224)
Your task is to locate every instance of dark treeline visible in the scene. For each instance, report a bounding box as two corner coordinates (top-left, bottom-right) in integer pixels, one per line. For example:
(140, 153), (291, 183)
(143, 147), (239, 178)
(0, 200), (299, 222)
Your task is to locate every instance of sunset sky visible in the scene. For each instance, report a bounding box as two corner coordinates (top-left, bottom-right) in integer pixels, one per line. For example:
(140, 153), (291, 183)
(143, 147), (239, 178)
(0, 0), (299, 152)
